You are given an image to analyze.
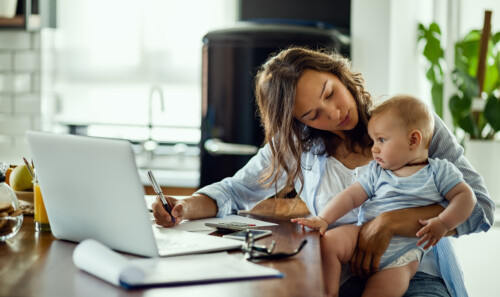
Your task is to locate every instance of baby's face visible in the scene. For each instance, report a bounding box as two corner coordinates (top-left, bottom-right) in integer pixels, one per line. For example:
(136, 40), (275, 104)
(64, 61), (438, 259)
(368, 111), (411, 170)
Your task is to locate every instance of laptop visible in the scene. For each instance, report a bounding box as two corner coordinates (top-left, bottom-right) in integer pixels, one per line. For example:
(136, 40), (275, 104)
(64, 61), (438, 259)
(26, 131), (242, 257)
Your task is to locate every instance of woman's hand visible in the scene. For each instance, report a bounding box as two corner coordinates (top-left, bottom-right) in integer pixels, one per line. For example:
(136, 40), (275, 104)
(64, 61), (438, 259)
(152, 193), (218, 227)
(350, 212), (393, 278)
(350, 204), (446, 278)
(291, 216), (329, 235)
(152, 196), (186, 227)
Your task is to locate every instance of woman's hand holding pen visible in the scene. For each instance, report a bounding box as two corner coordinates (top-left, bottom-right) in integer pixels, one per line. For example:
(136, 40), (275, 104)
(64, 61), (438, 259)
(152, 196), (185, 227)
(152, 193), (219, 227)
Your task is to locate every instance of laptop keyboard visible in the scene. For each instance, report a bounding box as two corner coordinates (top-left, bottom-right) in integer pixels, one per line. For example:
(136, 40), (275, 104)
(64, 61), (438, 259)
(152, 224), (242, 257)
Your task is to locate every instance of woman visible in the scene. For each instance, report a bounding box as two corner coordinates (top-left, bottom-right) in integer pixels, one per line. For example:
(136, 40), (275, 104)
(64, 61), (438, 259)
(153, 47), (494, 297)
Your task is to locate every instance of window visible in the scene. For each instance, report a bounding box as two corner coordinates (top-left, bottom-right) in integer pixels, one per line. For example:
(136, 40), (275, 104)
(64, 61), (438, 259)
(52, 0), (238, 144)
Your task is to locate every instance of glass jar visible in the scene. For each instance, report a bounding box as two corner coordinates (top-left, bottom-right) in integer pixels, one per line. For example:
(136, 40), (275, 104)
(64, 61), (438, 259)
(0, 162), (23, 241)
(33, 169), (50, 232)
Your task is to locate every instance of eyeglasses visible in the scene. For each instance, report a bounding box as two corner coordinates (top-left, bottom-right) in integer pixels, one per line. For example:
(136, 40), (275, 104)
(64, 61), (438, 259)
(242, 231), (308, 261)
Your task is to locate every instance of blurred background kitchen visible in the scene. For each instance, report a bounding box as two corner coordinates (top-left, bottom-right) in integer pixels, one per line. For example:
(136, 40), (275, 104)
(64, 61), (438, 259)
(1, 1), (500, 295)
(0, 0), (498, 190)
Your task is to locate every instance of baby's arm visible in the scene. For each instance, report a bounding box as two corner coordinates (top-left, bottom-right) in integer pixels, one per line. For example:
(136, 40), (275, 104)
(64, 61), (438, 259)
(292, 182), (368, 235)
(416, 181), (476, 249)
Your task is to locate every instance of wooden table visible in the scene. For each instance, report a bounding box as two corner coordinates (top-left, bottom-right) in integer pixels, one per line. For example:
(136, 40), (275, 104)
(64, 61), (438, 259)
(0, 215), (324, 297)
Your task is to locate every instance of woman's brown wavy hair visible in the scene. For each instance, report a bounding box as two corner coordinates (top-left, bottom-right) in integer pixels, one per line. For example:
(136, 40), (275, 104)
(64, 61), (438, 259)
(254, 47), (373, 197)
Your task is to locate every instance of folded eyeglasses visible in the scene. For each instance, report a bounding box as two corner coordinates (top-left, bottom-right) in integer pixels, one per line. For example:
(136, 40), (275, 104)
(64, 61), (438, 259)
(241, 231), (308, 261)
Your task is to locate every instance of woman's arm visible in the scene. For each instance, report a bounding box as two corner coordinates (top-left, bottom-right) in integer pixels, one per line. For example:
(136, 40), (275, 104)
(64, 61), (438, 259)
(195, 143), (286, 218)
(350, 204), (449, 278)
(153, 143), (285, 227)
(430, 114), (495, 235)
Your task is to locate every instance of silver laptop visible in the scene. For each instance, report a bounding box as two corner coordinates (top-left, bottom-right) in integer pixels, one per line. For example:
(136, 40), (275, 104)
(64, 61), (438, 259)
(26, 131), (242, 257)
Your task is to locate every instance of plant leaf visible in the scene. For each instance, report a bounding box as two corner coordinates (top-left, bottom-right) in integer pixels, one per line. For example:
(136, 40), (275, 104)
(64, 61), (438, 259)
(483, 60), (499, 94)
(451, 68), (479, 97)
(429, 22), (441, 35)
(458, 114), (479, 139)
(484, 94), (500, 131)
(481, 36), (500, 94)
(423, 35), (443, 63)
(449, 93), (471, 116)
(417, 23), (426, 40)
(491, 31), (500, 44)
(455, 31), (481, 78)
(431, 83), (443, 118)
(418, 22), (445, 119)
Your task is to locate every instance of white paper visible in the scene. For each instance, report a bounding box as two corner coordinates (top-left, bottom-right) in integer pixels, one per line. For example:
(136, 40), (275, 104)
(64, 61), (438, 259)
(73, 239), (283, 288)
(121, 252), (282, 286)
(73, 239), (130, 286)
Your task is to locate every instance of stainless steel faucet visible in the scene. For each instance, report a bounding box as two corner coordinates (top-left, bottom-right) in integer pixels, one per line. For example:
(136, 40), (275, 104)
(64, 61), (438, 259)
(144, 86), (165, 154)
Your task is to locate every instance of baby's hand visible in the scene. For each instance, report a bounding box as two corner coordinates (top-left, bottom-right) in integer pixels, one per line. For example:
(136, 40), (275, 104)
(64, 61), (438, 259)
(416, 217), (448, 249)
(291, 216), (329, 235)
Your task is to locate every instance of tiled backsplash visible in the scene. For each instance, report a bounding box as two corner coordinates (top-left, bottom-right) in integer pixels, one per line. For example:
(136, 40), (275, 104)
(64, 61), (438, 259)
(0, 31), (46, 165)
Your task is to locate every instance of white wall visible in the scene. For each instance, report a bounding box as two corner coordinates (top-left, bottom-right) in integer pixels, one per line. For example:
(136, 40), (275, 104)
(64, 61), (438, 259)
(351, 0), (392, 99)
(0, 31), (43, 165)
(351, 0), (434, 104)
(460, 0), (500, 36)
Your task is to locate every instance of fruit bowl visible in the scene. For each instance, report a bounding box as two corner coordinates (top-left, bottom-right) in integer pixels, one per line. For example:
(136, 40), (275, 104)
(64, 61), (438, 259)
(1, 162), (24, 241)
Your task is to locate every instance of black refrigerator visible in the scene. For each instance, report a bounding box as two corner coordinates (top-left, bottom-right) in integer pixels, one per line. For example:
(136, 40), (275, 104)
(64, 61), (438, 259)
(200, 22), (350, 187)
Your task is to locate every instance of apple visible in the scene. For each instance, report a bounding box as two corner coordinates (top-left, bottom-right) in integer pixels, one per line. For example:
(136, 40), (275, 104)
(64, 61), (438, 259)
(9, 164), (33, 191)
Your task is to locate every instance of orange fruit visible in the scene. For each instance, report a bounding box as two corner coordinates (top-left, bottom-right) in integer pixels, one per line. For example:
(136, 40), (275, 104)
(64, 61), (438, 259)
(5, 167), (13, 185)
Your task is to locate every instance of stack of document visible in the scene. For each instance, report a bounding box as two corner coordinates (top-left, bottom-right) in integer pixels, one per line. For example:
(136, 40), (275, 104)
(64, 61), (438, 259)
(73, 239), (283, 289)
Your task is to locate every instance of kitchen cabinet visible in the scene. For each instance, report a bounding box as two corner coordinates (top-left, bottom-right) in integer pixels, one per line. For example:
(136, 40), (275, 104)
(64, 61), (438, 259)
(0, 0), (56, 30)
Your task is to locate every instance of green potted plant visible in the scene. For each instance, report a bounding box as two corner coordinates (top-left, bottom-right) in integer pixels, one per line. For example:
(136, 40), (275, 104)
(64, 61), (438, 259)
(418, 22), (500, 140)
(418, 17), (500, 205)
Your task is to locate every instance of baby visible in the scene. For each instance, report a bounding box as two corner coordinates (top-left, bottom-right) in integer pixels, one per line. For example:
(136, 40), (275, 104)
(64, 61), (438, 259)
(292, 95), (476, 297)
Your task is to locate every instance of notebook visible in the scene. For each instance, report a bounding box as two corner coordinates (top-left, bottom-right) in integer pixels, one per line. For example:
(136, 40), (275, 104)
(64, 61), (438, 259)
(26, 131), (242, 257)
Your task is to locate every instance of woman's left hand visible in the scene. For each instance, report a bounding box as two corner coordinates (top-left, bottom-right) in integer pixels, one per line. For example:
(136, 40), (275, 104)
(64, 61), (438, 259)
(349, 212), (393, 278)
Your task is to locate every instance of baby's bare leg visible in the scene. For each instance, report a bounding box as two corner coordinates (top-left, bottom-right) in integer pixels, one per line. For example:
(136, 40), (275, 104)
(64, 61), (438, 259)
(321, 224), (360, 297)
(362, 260), (419, 297)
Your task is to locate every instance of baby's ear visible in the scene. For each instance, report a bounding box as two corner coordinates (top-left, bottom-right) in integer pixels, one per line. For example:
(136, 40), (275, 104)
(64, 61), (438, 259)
(409, 130), (422, 149)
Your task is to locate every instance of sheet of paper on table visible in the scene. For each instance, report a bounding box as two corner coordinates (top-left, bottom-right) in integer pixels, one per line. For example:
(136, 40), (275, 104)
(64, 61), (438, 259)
(73, 239), (283, 289)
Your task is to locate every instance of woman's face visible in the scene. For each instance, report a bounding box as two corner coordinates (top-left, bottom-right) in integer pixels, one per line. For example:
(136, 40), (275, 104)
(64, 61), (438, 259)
(293, 69), (359, 138)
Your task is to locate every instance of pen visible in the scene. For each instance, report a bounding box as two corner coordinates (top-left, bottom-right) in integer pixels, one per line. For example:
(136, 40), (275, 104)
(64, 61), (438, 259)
(147, 170), (175, 223)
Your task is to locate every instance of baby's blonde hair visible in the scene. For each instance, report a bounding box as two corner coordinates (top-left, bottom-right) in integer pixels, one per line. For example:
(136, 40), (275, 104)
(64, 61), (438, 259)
(371, 95), (434, 148)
